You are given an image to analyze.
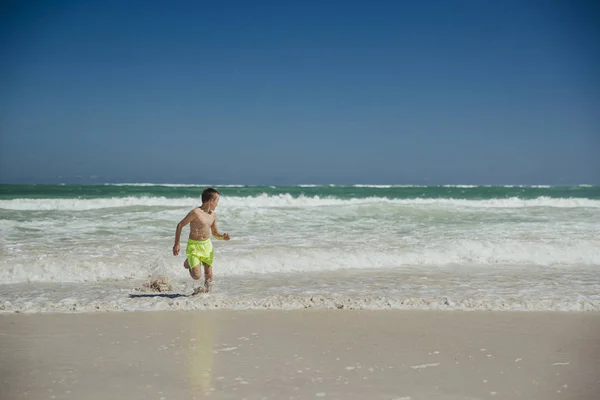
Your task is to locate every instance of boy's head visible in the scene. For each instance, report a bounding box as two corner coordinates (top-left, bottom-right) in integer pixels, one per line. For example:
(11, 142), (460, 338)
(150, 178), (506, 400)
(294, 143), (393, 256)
(202, 188), (220, 210)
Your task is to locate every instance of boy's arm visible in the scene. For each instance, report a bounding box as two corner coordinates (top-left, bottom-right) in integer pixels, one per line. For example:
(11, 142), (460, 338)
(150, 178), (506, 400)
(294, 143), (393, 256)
(211, 215), (231, 241)
(173, 211), (196, 255)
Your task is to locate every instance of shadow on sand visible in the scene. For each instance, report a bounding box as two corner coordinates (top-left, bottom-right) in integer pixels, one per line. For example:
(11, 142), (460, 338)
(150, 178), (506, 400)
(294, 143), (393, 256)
(129, 293), (189, 299)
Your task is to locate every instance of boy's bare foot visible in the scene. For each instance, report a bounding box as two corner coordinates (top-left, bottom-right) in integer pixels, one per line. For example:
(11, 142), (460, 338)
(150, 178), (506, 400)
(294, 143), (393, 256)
(192, 287), (208, 295)
(192, 282), (212, 295)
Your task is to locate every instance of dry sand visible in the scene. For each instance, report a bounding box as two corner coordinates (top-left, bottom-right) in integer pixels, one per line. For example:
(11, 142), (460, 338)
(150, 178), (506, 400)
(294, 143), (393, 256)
(1, 310), (599, 400)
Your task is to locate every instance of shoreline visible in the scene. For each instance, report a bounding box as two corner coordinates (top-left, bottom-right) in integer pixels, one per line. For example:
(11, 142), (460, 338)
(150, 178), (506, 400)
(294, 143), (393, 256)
(2, 310), (599, 399)
(3, 264), (599, 313)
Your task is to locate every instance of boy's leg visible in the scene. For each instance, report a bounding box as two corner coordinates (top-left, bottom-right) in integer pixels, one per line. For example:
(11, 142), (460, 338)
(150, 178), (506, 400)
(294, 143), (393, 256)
(184, 259), (202, 280)
(192, 264), (212, 295)
(190, 266), (202, 280)
(203, 263), (213, 292)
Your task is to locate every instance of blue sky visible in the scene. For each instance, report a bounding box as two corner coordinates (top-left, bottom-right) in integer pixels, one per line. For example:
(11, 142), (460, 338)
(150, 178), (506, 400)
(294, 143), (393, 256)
(1, 0), (598, 185)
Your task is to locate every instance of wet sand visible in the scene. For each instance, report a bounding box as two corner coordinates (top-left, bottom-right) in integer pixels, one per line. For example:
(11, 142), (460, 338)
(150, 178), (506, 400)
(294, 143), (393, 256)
(1, 310), (599, 400)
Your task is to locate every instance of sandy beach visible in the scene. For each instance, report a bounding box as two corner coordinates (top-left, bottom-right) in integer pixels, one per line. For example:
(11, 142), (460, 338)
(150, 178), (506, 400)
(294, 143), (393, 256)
(1, 310), (598, 400)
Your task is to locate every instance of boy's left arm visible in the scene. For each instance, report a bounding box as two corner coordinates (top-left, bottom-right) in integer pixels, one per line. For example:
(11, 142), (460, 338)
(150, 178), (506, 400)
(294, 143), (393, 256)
(211, 215), (231, 241)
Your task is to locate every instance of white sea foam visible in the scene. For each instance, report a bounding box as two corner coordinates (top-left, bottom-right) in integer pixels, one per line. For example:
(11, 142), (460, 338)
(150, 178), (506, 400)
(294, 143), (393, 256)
(2, 266), (599, 313)
(352, 184), (393, 188)
(1, 239), (599, 285)
(2, 195), (599, 211)
(105, 183), (204, 187)
(104, 183), (248, 187)
(0, 196), (198, 210)
(2, 189), (599, 313)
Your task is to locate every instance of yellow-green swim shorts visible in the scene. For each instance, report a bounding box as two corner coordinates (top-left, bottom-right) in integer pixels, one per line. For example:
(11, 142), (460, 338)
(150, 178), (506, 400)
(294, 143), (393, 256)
(186, 238), (214, 269)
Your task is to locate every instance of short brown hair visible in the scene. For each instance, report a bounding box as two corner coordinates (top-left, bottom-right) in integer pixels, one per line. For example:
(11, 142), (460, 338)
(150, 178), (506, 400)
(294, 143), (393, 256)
(202, 188), (220, 203)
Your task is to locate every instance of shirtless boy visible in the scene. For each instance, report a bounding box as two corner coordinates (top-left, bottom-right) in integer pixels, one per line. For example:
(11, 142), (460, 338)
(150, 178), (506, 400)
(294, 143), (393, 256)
(173, 188), (230, 293)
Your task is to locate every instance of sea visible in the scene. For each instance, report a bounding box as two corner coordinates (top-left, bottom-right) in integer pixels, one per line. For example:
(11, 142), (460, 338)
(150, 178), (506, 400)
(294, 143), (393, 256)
(1, 184), (599, 313)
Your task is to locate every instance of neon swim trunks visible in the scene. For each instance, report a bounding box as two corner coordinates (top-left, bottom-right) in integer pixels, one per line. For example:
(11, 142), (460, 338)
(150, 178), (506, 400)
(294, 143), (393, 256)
(186, 238), (214, 268)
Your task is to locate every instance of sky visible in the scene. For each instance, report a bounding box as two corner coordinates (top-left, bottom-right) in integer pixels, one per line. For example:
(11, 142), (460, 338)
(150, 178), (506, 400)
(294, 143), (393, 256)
(1, 0), (599, 185)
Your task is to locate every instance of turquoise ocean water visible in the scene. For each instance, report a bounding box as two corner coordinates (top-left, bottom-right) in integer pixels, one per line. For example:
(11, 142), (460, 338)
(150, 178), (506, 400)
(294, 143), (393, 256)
(1, 184), (599, 312)
(2, 183), (599, 200)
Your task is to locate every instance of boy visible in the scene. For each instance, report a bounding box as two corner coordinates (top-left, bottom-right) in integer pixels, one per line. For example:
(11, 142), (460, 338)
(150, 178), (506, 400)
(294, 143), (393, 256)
(173, 188), (230, 293)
